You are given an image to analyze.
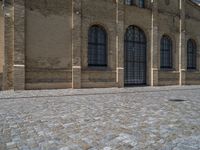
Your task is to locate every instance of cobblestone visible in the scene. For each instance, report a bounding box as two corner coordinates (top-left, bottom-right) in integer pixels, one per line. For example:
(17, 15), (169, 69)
(0, 86), (200, 149)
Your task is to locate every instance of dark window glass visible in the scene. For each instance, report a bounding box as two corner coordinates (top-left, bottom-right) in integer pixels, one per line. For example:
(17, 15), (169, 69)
(125, 0), (145, 8)
(187, 39), (197, 70)
(125, 0), (134, 5)
(88, 25), (107, 67)
(138, 0), (145, 7)
(160, 35), (173, 69)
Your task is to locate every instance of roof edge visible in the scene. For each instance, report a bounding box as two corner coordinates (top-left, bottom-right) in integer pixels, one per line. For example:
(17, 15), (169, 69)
(188, 0), (200, 8)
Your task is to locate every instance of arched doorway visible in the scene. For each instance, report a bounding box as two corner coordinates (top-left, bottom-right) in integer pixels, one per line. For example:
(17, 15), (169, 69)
(124, 25), (147, 85)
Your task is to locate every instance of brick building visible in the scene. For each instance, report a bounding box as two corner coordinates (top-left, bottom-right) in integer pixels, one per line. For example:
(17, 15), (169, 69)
(0, 0), (200, 90)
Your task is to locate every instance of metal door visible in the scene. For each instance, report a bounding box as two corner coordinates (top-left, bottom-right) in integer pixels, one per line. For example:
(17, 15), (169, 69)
(124, 26), (146, 85)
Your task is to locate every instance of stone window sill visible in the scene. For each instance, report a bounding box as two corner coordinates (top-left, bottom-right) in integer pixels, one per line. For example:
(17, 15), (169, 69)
(83, 67), (112, 72)
(160, 68), (176, 72)
(187, 69), (198, 72)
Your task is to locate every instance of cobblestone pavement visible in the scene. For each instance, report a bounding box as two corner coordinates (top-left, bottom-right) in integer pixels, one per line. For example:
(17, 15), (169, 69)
(0, 86), (200, 150)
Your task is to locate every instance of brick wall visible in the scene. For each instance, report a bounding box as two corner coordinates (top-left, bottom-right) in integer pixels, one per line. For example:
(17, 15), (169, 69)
(0, 2), (4, 89)
(2, 0), (200, 90)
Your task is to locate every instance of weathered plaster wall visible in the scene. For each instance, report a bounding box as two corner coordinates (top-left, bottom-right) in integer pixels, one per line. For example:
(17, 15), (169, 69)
(25, 0), (72, 89)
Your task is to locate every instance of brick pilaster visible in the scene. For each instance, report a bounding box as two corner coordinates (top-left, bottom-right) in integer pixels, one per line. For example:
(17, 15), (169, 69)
(2, 0), (14, 90)
(116, 0), (125, 88)
(13, 0), (25, 90)
(151, 0), (159, 86)
(72, 0), (82, 88)
(179, 0), (186, 85)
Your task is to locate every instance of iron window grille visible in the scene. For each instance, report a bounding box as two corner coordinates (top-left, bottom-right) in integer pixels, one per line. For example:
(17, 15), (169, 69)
(160, 35), (173, 69)
(124, 26), (147, 85)
(88, 25), (107, 67)
(187, 39), (197, 70)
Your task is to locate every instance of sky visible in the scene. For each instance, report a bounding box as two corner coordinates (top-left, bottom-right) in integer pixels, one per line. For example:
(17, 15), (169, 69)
(193, 0), (200, 3)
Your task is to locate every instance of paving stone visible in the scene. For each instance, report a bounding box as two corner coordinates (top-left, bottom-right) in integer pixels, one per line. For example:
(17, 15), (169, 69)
(6, 142), (17, 149)
(103, 147), (112, 150)
(0, 86), (200, 149)
(9, 148), (19, 150)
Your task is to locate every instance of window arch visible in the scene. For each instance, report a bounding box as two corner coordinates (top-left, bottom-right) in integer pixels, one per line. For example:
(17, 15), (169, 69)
(160, 35), (173, 69)
(125, 0), (145, 8)
(88, 25), (107, 67)
(187, 39), (197, 70)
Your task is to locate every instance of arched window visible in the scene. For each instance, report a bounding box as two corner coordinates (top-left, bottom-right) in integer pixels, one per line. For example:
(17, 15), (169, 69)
(124, 26), (146, 85)
(160, 35), (173, 69)
(125, 0), (145, 8)
(88, 25), (107, 67)
(187, 39), (197, 70)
